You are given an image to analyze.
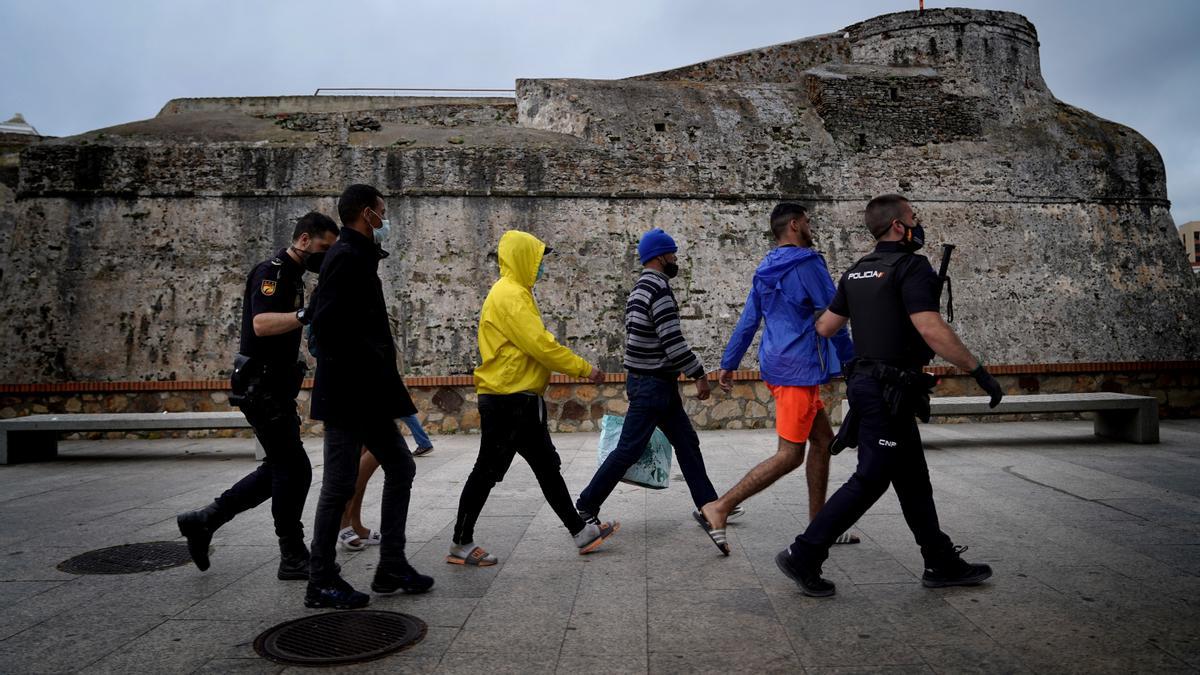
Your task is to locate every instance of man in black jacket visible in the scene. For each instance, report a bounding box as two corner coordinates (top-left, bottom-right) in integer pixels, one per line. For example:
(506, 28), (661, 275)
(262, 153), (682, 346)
(305, 184), (433, 609)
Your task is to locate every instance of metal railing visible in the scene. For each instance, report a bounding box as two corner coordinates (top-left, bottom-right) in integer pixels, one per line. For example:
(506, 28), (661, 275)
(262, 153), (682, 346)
(313, 87), (515, 96)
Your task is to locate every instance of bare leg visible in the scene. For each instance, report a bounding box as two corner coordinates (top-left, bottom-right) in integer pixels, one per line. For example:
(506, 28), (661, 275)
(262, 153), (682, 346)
(701, 436), (805, 531)
(340, 446), (381, 538)
(805, 408), (834, 521)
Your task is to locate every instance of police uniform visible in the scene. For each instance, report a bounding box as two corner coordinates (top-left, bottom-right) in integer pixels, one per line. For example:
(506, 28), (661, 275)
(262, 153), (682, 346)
(177, 248), (313, 577)
(787, 240), (958, 571)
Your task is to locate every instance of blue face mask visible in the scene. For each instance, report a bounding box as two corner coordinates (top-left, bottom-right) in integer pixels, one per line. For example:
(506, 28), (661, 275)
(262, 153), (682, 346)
(535, 261), (545, 282)
(367, 208), (391, 244)
(373, 218), (391, 244)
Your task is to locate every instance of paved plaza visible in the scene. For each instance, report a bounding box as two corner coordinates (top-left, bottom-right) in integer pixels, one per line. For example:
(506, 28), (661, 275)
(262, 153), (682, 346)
(1, 420), (1199, 673)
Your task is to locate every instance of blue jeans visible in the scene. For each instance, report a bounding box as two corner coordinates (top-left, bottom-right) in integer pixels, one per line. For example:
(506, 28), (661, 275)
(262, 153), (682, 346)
(577, 373), (718, 515)
(399, 414), (431, 449)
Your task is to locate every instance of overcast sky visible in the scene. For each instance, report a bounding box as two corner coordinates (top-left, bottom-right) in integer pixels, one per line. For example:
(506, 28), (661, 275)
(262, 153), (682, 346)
(2, 0), (1197, 224)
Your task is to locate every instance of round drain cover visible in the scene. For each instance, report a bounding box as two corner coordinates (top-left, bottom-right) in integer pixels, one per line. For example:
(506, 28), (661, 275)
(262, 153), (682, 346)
(254, 610), (426, 666)
(57, 541), (194, 575)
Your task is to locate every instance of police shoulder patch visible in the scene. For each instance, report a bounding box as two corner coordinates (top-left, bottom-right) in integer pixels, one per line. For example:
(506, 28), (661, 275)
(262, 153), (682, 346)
(261, 280), (277, 296)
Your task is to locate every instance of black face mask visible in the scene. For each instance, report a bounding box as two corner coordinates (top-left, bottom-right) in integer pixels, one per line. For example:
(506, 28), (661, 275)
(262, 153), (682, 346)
(303, 251), (326, 273)
(293, 245), (326, 273)
(901, 224), (925, 252)
(662, 262), (680, 278)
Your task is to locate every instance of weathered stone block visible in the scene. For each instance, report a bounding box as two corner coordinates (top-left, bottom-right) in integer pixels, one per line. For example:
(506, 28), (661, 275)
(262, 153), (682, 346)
(732, 384), (756, 400)
(561, 400), (586, 421)
(432, 387), (465, 414)
(461, 408), (481, 430)
(710, 400), (742, 421)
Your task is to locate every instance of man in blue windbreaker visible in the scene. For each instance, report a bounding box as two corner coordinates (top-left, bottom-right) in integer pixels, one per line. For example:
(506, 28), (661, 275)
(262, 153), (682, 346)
(699, 203), (857, 543)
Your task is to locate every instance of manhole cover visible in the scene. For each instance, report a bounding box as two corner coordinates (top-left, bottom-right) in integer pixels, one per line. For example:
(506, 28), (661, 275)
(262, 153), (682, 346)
(57, 541), (193, 575)
(254, 610), (427, 666)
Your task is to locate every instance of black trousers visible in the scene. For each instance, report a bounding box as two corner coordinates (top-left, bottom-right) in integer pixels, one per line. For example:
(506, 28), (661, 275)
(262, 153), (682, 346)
(309, 417), (415, 583)
(213, 395), (312, 543)
(453, 394), (585, 545)
(791, 372), (954, 567)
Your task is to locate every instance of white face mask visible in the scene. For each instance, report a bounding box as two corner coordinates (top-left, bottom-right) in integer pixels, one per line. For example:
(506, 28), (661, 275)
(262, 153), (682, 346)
(374, 218), (392, 243)
(367, 208), (391, 243)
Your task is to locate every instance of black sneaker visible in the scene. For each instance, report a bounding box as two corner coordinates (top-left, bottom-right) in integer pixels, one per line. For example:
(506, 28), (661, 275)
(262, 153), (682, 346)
(372, 563), (434, 595)
(304, 577), (369, 609)
(412, 445), (434, 457)
(922, 546), (993, 588)
(775, 549), (836, 598)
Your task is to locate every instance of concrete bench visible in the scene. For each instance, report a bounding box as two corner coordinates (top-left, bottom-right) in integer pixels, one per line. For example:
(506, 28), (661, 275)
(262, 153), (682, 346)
(0, 412), (265, 464)
(839, 392), (1159, 444)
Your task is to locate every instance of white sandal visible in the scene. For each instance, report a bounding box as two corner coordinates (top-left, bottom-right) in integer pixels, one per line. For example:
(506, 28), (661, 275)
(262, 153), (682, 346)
(834, 532), (861, 545)
(337, 527), (365, 551)
(359, 529), (382, 546)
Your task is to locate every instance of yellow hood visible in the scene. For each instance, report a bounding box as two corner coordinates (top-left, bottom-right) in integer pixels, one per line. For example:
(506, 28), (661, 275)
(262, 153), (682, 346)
(473, 229), (591, 394)
(497, 230), (546, 289)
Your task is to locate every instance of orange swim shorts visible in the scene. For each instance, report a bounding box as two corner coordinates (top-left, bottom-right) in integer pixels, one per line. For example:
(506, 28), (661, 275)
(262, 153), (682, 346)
(767, 384), (825, 444)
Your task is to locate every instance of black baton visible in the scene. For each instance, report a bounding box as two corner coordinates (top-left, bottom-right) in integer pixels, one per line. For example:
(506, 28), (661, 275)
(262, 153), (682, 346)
(937, 243), (955, 322)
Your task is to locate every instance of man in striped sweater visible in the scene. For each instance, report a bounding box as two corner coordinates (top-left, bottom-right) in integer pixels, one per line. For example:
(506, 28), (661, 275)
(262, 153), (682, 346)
(577, 228), (727, 552)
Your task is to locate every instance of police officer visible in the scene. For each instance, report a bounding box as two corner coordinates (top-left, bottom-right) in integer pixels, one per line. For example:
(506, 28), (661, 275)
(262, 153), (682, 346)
(177, 212), (339, 580)
(775, 194), (1004, 597)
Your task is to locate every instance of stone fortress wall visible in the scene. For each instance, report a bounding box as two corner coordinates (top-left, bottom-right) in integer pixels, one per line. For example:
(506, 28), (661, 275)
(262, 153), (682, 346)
(2, 8), (1197, 435)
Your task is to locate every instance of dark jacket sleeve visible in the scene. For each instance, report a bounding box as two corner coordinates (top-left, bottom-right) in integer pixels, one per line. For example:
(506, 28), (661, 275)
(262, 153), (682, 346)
(310, 253), (355, 359)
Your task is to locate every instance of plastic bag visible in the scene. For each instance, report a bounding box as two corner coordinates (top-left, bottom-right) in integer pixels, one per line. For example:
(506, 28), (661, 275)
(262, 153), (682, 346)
(597, 414), (672, 490)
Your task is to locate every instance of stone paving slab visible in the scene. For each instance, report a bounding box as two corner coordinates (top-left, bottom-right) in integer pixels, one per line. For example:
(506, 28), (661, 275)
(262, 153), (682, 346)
(0, 420), (1198, 673)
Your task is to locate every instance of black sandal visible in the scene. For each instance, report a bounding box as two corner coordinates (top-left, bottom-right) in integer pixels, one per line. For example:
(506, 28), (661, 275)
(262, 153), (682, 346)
(692, 510), (730, 556)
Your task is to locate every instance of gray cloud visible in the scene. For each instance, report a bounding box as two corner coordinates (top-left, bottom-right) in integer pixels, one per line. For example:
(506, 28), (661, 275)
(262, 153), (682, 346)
(2, 0), (1196, 223)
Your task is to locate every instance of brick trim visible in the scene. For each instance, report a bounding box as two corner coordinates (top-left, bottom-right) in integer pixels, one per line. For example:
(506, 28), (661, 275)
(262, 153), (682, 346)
(1, 361), (1196, 394)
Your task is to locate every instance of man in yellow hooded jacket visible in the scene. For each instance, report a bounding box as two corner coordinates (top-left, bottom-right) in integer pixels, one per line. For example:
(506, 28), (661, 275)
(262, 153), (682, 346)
(449, 230), (619, 566)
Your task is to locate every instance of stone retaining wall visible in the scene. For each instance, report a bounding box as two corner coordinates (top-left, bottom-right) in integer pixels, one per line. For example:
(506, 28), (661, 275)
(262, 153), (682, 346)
(2, 367), (1195, 442)
(5, 9), (1198, 388)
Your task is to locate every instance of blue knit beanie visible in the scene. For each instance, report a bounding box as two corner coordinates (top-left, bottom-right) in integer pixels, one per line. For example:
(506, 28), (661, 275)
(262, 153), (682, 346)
(637, 228), (677, 264)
